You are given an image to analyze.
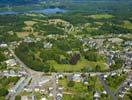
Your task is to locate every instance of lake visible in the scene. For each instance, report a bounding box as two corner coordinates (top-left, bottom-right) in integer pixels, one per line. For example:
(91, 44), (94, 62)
(0, 8), (66, 15)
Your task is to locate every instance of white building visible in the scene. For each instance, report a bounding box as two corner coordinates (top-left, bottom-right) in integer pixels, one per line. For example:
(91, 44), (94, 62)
(5, 59), (17, 67)
(0, 43), (7, 48)
(21, 96), (28, 100)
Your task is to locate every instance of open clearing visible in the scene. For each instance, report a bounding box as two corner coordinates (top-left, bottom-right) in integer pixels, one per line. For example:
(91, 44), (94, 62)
(88, 14), (114, 19)
(121, 20), (132, 29)
(48, 59), (107, 72)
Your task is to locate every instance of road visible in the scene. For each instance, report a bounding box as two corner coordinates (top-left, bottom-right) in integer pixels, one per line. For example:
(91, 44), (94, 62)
(52, 73), (57, 100)
(7, 47), (43, 100)
(114, 71), (132, 96)
(99, 75), (117, 100)
(6, 77), (31, 100)
(9, 77), (31, 100)
(8, 47), (43, 77)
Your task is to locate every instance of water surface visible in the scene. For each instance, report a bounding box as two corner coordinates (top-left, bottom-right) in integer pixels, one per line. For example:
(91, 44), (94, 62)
(0, 8), (66, 15)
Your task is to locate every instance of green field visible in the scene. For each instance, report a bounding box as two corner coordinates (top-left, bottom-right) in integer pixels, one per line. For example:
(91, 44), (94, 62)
(88, 14), (114, 19)
(48, 59), (107, 72)
(121, 20), (132, 29)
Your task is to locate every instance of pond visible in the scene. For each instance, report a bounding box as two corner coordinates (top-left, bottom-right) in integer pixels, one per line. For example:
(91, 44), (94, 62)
(0, 8), (66, 15)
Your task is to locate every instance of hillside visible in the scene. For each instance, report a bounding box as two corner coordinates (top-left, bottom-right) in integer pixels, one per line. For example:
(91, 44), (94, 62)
(0, 0), (39, 6)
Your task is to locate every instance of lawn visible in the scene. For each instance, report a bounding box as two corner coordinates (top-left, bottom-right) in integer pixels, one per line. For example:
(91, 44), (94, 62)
(121, 20), (132, 29)
(88, 14), (114, 19)
(48, 59), (107, 72)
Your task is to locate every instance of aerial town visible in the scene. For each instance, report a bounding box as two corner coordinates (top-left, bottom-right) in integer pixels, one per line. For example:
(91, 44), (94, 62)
(0, 0), (132, 100)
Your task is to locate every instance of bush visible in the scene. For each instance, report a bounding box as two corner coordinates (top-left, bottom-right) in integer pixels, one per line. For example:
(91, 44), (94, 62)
(0, 87), (8, 96)
(69, 53), (80, 65)
(67, 81), (75, 87)
(15, 95), (21, 100)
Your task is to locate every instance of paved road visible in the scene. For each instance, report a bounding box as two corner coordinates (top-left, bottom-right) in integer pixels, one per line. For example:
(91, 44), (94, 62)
(114, 71), (132, 96)
(52, 73), (57, 100)
(7, 47), (42, 100)
(99, 75), (117, 100)
(8, 47), (43, 77)
(6, 77), (31, 100)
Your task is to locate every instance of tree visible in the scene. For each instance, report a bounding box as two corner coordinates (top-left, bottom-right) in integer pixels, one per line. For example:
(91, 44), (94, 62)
(15, 95), (21, 100)
(0, 87), (8, 96)
(95, 64), (101, 72)
(69, 53), (80, 65)
(67, 81), (75, 87)
(84, 52), (103, 62)
(0, 52), (6, 62)
(0, 96), (5, 100)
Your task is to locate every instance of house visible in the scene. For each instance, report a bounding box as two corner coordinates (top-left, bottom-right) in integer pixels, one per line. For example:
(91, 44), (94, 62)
(56, 93), (63, 100)
(111, 72), (117, 76)
(66, 51), (73, 55)
(107, 56), (113, 66)
(18, 70), (27, 76)
(5, 59), (17, 67)
(34, 87), (40, 92)
(83, 81), (88, 85)
(41, 98), (47, 100)
(93, 91), (100, 100)
(126, 51), (132, 59)
(32, 95), (35, 100)
(40, 89), (46, 93)
(21, 96), (28, 100)
(24, 88), (32, 92)
(57, 93), (63, 97)
(49, 93), (53, 97)
(128, 81), (132, 87)
(67, 74), (83, 82)
(24, 37), (35, 43)
(125, 41), (132, 46)
(103, 74), (108, 80)
(3, 70), (21, 77)
(57, 73), (64, 79)
(49, 87), (53, 91)
(58, 87), (63, 90)
(108, 38), (123, 44)
(0, 43), (7, 48)
(119, 94), (124, 98)
(102, 90), (107, 94)
(43, 42), (53, 49)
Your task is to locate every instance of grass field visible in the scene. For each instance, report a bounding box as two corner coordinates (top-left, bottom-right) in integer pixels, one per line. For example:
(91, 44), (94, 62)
(121, 20), (132, 29)
(48, 59), (107, 72)
(88, 14), (114, 19)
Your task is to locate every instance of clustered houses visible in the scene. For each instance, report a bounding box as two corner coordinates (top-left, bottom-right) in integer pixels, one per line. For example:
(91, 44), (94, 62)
(80, 38), (97, 49)
(67, 73), (84, 82)
(125, 51), (132, 68)
(118, 72), (132, 98)
(5, 59), (17, 67)
(125, 41), (132, 46)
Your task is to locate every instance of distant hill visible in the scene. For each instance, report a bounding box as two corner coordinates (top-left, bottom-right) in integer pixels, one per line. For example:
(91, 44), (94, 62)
(0, 0), (131, 6)
(0, 0), (40, 6)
